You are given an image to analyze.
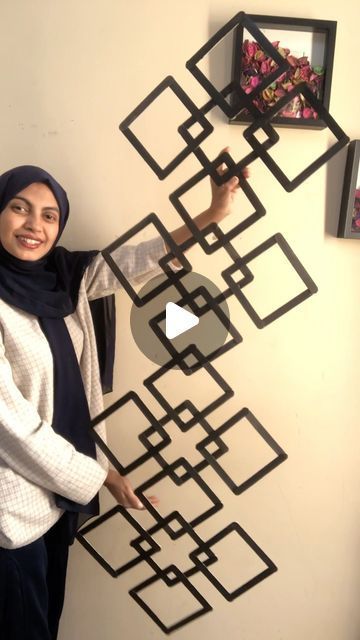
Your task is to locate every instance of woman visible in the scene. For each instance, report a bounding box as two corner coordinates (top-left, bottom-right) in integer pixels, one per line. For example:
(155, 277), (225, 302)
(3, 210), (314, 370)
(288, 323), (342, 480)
(0, 163), (240, 639)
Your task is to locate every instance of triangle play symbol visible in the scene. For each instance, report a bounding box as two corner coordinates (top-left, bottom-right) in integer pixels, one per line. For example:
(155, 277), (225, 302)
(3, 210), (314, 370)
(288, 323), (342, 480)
(165, 302), (199, 339)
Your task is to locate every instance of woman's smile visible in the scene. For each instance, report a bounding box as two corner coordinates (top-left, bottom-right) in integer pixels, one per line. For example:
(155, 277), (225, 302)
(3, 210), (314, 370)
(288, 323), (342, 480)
(0, 182), (60, 260)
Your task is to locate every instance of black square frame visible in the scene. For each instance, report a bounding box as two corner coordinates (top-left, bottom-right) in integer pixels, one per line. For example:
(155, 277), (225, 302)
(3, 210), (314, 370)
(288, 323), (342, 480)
(186, 11), (289, 119)
(221, 232), (318, 328)
(196, 407), (288, 494)
(134, 457), (223, 539)
(119, 75), (213, 180)
(189, 522), (277, 601)
(169, 163), (268, 254)
(242, 82), (349, 192)
(129, 564), (212, 635)
(148, 281), (242, 374)
(90, 390), (171, 475)
(101, 212), (191, 307)
(337, 140), (360, 239)
(231, 14), (337, 129)
(138, 400), (228, 483)
(143, 344), (234, 424)
(76, 505), (161, 578)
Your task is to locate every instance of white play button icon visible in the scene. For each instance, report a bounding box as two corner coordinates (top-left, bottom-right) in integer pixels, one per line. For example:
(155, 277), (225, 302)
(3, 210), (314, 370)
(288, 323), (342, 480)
(165, 302), (199, 339)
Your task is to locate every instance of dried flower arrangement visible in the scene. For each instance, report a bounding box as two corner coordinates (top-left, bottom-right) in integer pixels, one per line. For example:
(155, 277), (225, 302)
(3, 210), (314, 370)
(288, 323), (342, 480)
(352, 188), (360, 232)
(241, 39), (324, 119)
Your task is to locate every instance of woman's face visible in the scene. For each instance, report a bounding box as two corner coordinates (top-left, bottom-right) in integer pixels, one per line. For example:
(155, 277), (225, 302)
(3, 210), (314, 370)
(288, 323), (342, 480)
(0, 182), (60, 261)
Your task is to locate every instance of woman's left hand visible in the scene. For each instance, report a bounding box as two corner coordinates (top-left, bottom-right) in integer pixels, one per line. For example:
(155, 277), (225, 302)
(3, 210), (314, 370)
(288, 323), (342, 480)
(209, 146), (249, 223)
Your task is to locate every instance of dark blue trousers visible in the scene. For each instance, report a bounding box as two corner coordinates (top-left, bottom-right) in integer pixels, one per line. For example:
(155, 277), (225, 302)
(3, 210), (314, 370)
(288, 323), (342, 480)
(0, 513), (71, 640)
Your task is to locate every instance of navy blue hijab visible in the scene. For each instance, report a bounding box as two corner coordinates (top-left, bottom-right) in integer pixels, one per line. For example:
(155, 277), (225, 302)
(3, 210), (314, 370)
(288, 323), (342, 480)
(0, 165), (102, 539)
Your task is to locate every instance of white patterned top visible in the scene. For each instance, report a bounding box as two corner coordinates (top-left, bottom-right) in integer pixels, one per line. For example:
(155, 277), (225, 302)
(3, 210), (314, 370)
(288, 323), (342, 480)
(0, 236), (169, 548)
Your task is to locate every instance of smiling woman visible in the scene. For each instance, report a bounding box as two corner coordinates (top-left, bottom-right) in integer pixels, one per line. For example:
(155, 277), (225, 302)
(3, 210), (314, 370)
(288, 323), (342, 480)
(0, 183), (60, 260)
(0, 162), (239, 640)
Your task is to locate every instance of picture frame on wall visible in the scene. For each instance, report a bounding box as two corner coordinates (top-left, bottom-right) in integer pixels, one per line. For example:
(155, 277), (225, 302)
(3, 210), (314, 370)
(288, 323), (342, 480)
(337, 140), (360, 239)
(230, 15), (337, 129)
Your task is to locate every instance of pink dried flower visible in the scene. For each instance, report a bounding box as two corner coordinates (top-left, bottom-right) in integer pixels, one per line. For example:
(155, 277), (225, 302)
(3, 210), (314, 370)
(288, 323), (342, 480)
(261, 60), (272, 74)
(300, 65), (312, 81)
(255, 50), (266, 61)
(287, 54), (299, 67)
(250, 76), (261, 88)
(240, 38), (324, 120)
(244, 40), (258, 57)
(302, 107), (313, 119)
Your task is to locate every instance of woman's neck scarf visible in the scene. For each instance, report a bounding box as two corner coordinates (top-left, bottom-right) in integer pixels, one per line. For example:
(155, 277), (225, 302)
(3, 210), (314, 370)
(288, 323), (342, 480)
(0, 165), (102, 539)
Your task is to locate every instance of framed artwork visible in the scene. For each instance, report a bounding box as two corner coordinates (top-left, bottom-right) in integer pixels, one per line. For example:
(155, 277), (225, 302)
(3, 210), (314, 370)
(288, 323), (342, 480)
(231, 15), (337, 129)
(337, 140), (360, 239)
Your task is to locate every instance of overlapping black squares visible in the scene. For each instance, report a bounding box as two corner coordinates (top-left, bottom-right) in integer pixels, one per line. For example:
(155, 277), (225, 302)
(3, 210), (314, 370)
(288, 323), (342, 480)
(243, 82), (349, 192)
(186, 11), (290, 119)
(119, 75), (213, 180)
(76, 505), (160, 578)
(129, 564), (212, 635)
(169, 163), (267, 254)
(178, 113), (279, 186)
(196, 407), (287, 495)
(221, 232), (318, 328)
(134, 457), (223, 539)
(101, 212), (191, 307)
(90, 390), (171, 475)
(130, 512), (217, 584)
(143, 345), (234, 425)
(189, 522), (277, 601)
(139, 400), (228, 483)
(148, 280), (242, 374)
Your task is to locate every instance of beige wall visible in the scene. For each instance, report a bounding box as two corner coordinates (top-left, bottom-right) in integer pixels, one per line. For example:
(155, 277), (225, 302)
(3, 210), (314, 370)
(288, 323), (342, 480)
(1, 1), (359, 638)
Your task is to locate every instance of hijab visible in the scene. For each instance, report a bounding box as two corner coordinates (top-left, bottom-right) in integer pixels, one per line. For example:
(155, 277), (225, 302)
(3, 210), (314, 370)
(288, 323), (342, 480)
(0, 165), (105, 541)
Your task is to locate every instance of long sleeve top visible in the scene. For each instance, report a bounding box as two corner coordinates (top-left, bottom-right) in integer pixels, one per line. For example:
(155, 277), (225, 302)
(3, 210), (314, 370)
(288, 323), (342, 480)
(0, 236), (168, 549)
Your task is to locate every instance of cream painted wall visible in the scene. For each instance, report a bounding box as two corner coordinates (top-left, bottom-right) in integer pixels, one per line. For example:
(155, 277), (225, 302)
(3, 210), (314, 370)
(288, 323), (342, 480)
(1, 1), (359, 638)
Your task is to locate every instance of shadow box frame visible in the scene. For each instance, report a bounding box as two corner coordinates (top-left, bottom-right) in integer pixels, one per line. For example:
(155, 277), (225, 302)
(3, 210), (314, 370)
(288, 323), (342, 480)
(230, 15), (337, 130)
(337, 140), (360, 239)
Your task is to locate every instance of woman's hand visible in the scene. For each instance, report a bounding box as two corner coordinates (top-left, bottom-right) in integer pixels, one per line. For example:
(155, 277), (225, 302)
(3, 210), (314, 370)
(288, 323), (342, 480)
(167, 147), (249, 262)
(209, 146), (249, 223)
(104, 468), (159, 510)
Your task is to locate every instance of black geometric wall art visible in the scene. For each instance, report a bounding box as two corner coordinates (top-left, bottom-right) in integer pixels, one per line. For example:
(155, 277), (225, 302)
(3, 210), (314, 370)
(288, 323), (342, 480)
(243, 82), (349, 192)
(76, 505), (161, 578)
(185, 11), (290, 119)
(196, 407), (288, 494)
(177, 84), (280, 178)
(102, 212), (191, 307)
(143, 344), (234, 422)
(169, 163), (267, 253)
(90, 390), (171, 475)
(134, 457), (223, 538)
(77, 9), (349, 636)
(148, 281), (242, 373)
(178, 121), (278, 186)
(119, 75), (213, 180)
(189, 522), (277, 601)
(221, 233), (318, 328)
(129, 565), (212, 634)
(138, 400), (228, 482)
(129, 512), (217, 579)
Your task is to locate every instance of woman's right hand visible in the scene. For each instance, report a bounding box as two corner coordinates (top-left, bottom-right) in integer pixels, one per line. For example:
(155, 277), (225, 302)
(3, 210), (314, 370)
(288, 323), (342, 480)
(104, 468), (159, 510)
